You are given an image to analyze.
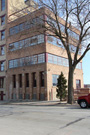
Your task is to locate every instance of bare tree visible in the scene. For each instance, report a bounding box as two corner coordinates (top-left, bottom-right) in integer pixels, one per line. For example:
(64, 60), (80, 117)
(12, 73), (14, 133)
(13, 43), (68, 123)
(8, 0), (90, 104)
(35, 0), (90, 104)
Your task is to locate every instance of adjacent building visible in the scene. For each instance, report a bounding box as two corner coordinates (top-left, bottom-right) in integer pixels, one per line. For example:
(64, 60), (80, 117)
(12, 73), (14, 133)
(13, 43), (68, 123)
(0, 0), (7, 100)
(0, 0), (37, 100)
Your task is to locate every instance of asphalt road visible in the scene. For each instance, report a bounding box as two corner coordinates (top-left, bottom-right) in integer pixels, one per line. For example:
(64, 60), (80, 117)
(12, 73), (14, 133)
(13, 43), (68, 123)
(0, 101), (90, 135)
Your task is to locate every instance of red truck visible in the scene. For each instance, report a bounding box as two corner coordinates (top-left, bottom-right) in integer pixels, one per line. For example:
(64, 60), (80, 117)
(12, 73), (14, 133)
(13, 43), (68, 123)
(78, 94), (90, 108)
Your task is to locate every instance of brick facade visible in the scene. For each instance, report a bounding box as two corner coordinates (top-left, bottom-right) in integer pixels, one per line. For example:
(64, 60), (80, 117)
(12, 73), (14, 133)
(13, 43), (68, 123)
(6, 7), (84, 101)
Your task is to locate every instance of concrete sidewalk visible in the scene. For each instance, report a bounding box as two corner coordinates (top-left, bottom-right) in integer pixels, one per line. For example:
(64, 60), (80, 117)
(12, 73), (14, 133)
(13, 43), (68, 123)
(0, 100), (78, 107)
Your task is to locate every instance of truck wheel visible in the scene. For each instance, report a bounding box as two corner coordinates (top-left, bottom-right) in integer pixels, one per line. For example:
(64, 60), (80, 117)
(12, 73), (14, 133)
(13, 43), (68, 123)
(80, 100), (87, 108)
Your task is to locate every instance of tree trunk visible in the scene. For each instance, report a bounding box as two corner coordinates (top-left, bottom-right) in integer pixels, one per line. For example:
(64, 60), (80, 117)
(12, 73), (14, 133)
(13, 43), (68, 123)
(68, 66), (74, 104)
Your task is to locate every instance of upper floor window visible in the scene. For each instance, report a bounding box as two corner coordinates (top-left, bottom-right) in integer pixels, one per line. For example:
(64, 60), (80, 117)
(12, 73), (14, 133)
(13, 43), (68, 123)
(1, 46), (5, 55)
(1, 15), (5, 25)
(1, 30), (5, 40)
(0, 61), (5, 71)
(9, 34), (45, 52)
(1, 0), (5, 11)
(9, 16), (44, 36)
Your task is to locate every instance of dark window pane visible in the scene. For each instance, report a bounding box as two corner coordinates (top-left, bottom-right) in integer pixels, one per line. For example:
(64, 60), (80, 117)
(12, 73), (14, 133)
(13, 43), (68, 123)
(25, 73), (29, 87)
(1, 0), (5, 11)
(33, 73), (36, 87)
(19, 74), (22, 88)
(0, 78), (4, 88)
(1, 46), (5, 55)
(0, 61), (4, 71)
(19, 23), (25, 31)
(14, 25), (19, 34)
(40, 72), (44, 87)
(1, 30), (5, 40)
(1, 15), (5, 25)
(13, 75), (16, 88)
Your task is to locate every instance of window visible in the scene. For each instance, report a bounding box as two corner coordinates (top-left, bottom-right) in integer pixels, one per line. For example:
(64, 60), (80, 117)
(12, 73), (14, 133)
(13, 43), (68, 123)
(25, 73), (29, 87)
(9, 27), (14, 36)
(0, 61), (4, 71)
(30, 36), (38, 46)
(25, 38), (30, 47)
(52, 75), (59, 86)
(13, 59), (19, 68)
(40, 72), (44, 87)
(14, 25), (19, 34)
(48, 53), (69, 67)
(53, 55), (57, 64)
(47, 35), (64, 48)
(0, 78), (4, 88)
(33, 73), (36, 87)
(19, 58), (25, 67)
(1, 15), (5, 25)
(38, 35), (44, 44)
(14, 42), (19, 50)
(38, 54), (45, 63)
(19, 23), (25, 32)
(1, 30), (5, 40)
(19, 40), (25, 49)
(9, 34), (45, 52)
(9, 60), (13, 69)
(33, 55), (38, 64)
(9, 16), (43, 36)
(48, 54), (53, 63)
(76, 80), (81, 89)
(1, 0), (5, 11)
(19, 74), (22, 88)
(24, 0), (29, 3)
(25, 21), (30, 29)
(1, 46), (5, 55)
(13, 75), (16, 88)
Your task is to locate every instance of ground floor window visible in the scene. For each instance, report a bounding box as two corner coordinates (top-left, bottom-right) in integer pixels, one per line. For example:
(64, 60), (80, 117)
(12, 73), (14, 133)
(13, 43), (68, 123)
(13, 75), (16, 88)
(33, 72), (37, 87)
(0, 78), (4, 88)
(25, 73), (29, 87)
(40, 71), (44, 87)
(19, 74), (22, 88)
(52, 74), (59, 86)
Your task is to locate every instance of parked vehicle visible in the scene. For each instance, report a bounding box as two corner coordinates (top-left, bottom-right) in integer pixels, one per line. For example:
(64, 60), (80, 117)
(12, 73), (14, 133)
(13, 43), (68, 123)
(77, 94), (90, 108)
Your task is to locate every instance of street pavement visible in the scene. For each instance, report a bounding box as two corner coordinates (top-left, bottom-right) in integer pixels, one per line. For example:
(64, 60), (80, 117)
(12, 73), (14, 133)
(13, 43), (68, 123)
(0, 101), (90, 135)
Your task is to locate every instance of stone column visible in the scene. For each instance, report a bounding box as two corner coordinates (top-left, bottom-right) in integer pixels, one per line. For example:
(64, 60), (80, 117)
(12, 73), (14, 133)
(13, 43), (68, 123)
(16, 74), (19, 100)
(22, 73), (25, 99)
(29, 73), (32, 100)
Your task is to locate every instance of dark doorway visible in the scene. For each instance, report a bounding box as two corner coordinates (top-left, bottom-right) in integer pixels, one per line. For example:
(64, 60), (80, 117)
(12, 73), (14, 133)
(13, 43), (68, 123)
(0, 91), (5, 100)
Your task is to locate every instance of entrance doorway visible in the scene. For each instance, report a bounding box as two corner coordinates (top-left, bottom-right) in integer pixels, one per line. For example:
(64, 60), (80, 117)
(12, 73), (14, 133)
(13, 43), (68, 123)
(0, 91), (5, 101)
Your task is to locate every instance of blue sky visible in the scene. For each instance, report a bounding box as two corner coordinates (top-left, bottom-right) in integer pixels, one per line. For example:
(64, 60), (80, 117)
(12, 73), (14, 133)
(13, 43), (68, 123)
(82, 51), (90, 84)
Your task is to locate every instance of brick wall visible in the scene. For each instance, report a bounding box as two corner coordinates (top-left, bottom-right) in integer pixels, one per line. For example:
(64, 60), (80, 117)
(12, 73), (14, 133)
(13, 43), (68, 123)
(74, 88), (90, 100)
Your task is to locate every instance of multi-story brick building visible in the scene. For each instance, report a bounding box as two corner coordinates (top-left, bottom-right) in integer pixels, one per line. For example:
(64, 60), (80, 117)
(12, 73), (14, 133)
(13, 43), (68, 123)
(0, 0), (7, 100)
(0, 0), (37, 100)
(6, 7), (84, 101)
